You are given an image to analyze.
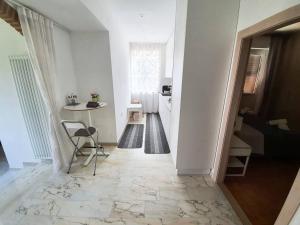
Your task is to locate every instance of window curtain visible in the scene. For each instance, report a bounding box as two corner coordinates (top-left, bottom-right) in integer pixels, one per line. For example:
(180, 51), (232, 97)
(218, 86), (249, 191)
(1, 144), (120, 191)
(130, 43), (163, 113)
(259, 36), (284, 119)
(17, 6), (71, 172)
(253, 50), (269, 114)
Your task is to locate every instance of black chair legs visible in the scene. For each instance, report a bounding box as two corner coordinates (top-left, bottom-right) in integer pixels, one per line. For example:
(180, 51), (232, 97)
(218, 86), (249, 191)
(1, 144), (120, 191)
(61, 121), (109, 176)
(93, 148), (98, 176)
(67, 147), (78, 174)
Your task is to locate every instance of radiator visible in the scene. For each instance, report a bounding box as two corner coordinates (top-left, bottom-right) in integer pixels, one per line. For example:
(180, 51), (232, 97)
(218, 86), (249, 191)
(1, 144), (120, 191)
(9, 55), (52, 159)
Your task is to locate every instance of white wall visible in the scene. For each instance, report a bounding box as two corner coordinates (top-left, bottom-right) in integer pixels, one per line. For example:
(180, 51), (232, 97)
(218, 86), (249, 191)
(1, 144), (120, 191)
(108, 28), (130, 141)
(71, 31), (117, 143)
(238, 0), (300, 31)
(169, 0), (188, 165)
(53, 26), (78, 119)
(52, 26), (79, 159)
(165, 31), (175, 78)
(0, 19), (36, 168)
(81, 0), (131, 141)
(175, 0), (240, 174)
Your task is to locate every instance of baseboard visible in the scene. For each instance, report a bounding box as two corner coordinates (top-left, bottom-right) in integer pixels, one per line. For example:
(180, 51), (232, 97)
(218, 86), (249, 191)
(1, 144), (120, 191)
(177, 169), (211, 175)
(219, 183), (252, 225)
(101, 142), (118, 146)
(83, 142), (117, 146)
(23, 162), (39, 167)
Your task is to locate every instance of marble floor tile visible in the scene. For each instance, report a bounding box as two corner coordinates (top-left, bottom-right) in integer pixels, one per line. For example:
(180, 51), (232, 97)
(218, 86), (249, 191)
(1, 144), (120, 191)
(172, 175), (210, 188)
(0, 117), (241, 225)
(159, 186), (191, 200)
(110, 200), (145, 219)
(89, 217), (163, 225)
(15, 215), (54, 225)
(57, 200), (113, 219)
(177, 200), (240, 224)
(15, 198), (60, 217)
(144, 199), (179, 219)
(186, 186), (226, 201)
(113, 186), (159, 201)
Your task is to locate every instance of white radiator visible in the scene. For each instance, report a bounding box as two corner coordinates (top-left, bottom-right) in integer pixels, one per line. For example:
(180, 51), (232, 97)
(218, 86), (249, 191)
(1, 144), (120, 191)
(9, 55), (52, 159)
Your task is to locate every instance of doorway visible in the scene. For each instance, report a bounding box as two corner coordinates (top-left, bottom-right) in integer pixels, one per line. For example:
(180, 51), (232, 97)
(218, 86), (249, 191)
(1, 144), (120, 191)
(213, 5), (300, 225)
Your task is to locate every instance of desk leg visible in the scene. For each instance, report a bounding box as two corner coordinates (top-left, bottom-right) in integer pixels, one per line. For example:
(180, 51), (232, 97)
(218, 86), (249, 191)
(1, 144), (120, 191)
(84, 110), (96, 166)
(83, 149), (96, 166)
(139, 110), (143, 119)
(242, 156), (250, 176)
(88, 111), (93, 126)
(87, 110), (94, 147)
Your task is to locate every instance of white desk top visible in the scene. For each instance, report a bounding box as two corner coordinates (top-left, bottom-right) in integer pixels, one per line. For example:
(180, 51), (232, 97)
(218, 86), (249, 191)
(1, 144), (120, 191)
(63, 102), (107, 111)
(230, 135), (252, 156)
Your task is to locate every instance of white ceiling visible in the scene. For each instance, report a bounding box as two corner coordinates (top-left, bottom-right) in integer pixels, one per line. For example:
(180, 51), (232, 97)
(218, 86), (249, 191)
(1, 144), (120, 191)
(16, 0), (106, 31)
(16, 0), (176, 42)
(108, 0), (176, 42)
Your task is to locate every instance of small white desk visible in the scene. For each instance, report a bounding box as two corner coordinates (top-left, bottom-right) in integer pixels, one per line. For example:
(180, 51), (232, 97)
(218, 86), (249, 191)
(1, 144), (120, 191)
(63, 102), (107, 166)
(227, 135), (252, 176)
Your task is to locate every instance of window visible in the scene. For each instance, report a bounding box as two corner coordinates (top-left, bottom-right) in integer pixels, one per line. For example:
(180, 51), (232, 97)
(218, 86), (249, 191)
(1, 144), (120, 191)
(130, 43), (163, 94)
(243, 54), (262, 94)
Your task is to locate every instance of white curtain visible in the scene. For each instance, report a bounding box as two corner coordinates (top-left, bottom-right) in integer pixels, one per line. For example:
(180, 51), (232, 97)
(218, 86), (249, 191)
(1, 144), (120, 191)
(17, 6), (71, 172)
(130, 43), (163, 113)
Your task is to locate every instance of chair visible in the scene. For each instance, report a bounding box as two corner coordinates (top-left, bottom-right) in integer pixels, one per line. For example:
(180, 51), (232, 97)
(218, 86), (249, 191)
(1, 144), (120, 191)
(61, 120), (107, 176)
(128, 103), (143, 121)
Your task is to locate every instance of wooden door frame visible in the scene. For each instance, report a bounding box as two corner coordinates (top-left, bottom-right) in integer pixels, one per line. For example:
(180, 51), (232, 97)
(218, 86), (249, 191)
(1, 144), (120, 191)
(211, 4), (300, 224)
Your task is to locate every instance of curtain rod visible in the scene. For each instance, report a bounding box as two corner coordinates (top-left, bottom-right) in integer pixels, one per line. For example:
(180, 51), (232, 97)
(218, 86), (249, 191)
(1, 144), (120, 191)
(5, 0), (69, 32)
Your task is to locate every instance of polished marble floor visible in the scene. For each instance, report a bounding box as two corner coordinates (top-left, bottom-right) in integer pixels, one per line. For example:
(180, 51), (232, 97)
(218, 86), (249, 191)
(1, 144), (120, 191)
(0, 119), (241, 225)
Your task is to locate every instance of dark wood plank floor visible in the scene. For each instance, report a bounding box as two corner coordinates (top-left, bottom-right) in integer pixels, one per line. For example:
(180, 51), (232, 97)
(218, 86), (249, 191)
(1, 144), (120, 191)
(225, 156), (300, 225)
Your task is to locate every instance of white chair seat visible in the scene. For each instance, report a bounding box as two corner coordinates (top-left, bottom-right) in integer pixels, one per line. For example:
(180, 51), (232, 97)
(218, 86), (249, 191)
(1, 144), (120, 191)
(128, 104), (142, 112)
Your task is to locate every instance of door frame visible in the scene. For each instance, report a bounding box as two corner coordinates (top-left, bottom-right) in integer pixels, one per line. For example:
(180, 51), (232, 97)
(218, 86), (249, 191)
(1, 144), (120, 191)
(211, 4), (300, 224)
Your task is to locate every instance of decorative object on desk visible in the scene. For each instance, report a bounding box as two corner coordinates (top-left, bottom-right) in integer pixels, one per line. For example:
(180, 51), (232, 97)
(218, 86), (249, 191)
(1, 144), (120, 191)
(66, 93), (79, 106)
(91, 93), (100, 102)
(86, 101), (99, 108)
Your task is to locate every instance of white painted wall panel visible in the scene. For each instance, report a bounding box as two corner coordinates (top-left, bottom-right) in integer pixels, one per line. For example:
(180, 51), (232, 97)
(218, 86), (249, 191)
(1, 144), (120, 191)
(71, 31), (117, 143)
(176, 0), (239, 174)
(169, 0), (188, 165)
(81, 0), (131, 142)
(0, 20), (36, 168)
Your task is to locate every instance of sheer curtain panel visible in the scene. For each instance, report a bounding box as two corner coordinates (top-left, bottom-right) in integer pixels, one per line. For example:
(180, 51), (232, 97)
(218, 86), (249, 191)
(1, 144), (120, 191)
(130, 43), (163, 113)
(17, 6), (71, 172)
